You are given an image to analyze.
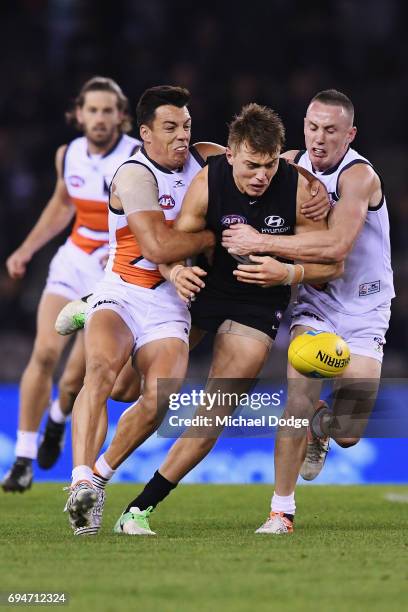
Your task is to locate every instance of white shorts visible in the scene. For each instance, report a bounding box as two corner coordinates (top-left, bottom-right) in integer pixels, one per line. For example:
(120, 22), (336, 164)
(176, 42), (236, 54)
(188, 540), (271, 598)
(291, 299), (391, 363)
(86, 277), (191, 354)
(44, 239), (107, 301)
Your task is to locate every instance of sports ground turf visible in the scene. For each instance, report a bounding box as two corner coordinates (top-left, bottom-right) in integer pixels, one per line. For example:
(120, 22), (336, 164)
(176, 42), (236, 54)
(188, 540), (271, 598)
(1, 484), (408, 611)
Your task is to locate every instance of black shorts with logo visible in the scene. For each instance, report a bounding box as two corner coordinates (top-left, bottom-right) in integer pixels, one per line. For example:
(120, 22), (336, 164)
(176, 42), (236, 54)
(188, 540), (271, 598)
(189, 289), (289, 340)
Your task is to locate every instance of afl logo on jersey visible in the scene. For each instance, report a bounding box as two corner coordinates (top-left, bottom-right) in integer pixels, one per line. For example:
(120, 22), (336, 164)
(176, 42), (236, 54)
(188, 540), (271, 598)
(265, 215), (285, 227)
(68, 175), (85, 188)
(221, 214), (247, 227)
(159, 195), (175, 209)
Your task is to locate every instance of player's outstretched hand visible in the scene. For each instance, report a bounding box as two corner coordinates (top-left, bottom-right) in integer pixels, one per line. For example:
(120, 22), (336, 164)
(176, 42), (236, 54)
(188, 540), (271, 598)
(222, 223), (260, 257)
(6, 246), (32, 279)
(233, 255), (287, 287)
(171, 265), (207, 303)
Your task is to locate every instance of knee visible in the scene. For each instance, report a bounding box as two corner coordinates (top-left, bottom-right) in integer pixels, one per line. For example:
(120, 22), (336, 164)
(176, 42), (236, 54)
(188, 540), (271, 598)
(283, 395), (315, 420)
(84, 358), (117, 395)
(335, 437), (360, 448)
(31, 343), (59, 373)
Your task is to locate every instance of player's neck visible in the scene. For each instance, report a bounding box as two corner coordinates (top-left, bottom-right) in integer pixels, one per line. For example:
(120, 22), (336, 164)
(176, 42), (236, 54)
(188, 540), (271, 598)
(86, 132), (120, 156)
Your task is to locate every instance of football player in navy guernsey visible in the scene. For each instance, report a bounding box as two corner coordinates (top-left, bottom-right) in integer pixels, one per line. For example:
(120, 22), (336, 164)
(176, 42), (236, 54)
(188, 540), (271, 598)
(102, 103), (344, 535)
(223, 90), (394, 534)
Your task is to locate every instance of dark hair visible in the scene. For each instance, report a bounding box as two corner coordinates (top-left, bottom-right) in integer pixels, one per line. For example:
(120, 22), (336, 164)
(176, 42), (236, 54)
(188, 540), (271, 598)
(136, 85), (191, 128)
(310, 89), (354, 122)
(65, 76), (132, 133)
(228, 103), (285, 154)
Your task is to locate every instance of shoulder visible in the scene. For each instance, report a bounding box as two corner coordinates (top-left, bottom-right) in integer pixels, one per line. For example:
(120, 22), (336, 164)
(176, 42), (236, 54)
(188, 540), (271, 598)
(192, 142), (226, 163)
(338, 160), (380, 193)
(114, 161), (158, 188)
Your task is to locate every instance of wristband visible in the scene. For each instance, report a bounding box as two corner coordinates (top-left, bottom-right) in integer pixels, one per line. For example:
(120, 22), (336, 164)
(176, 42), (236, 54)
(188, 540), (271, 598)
(283, 263), (305, 285)
(170, 264), (184, 284)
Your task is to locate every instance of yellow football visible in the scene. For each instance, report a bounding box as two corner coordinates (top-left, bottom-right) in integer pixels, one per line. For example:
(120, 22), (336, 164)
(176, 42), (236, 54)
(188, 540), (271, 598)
(288, 331), (351, 378)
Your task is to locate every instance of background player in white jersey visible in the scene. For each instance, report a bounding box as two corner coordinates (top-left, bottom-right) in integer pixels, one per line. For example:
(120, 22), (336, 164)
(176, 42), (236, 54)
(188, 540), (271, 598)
(223, 89), (394, 533)
(2, 77), (140, 493)
(65, 85), (226, 533)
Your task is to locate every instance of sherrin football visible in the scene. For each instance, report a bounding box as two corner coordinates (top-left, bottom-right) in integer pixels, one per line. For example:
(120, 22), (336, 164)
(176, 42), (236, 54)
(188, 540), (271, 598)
(288, 331), (351, 378)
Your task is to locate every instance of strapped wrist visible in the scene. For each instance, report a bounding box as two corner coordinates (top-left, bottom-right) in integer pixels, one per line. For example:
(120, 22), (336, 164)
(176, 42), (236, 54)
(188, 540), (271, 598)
(282, 263), (305, 285)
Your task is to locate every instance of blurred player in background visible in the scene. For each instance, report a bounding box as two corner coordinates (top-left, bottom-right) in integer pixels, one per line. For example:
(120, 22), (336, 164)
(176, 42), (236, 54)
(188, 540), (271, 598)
(2, 77), (140, 493)
(223, 89), (394, 533)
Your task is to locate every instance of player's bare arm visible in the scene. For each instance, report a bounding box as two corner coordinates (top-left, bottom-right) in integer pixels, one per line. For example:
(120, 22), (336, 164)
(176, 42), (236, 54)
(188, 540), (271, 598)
(193, 141), (226, 161)
(224, 163), (378, 264)
(111, 163), (214, 266)
(6, 145), (75, 279)
(159, 166), (211, 302)
(233, 172), (343, 287)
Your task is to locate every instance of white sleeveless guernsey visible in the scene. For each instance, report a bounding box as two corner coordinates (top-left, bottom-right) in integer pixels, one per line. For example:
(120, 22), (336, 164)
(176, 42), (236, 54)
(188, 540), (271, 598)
(295, 147), (394, 314)
(63, 134), (140, 253)
(105, 146), (204, 289)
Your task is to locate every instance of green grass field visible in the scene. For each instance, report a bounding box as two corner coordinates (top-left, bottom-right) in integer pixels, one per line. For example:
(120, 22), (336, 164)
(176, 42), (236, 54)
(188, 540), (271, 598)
(1, 484), (408, 611)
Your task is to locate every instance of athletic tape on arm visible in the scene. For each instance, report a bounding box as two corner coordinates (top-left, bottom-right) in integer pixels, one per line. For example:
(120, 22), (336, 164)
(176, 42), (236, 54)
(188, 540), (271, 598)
(112, 163), (161, 215)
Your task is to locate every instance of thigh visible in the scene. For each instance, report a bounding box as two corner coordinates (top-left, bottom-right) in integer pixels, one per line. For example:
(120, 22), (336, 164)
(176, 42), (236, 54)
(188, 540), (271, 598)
(85, 309), (134, 371)
(285, 324), (324, 419)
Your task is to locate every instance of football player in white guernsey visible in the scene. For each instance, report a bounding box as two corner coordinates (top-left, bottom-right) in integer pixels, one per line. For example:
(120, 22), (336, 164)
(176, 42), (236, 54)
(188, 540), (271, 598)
(2, 77), (141, 494)
(65, 86), (227, 533)
(223, 89), (394, 534)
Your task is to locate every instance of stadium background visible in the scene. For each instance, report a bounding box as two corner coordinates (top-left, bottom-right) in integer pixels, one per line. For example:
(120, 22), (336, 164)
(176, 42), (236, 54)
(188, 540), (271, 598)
(1, 0), (407, 485)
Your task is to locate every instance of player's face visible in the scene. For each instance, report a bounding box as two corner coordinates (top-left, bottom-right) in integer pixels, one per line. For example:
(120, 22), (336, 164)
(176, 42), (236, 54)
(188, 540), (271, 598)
(304, 101), (357, 172)
(141, 105), (191, 170)
(76, 91), (123, 149)
(226, 142), (280, 197)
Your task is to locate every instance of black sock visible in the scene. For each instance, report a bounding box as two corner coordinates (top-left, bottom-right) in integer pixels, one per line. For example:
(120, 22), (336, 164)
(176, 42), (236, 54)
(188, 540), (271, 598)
(125, 470), (177, 513)
(16, 457), (32, 465)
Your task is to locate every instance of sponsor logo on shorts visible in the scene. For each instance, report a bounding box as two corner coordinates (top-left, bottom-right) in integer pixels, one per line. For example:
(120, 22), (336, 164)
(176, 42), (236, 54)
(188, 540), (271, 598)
(295, 310), (324, 322)
(159, 195), (175, 209)
(264, 215), (285, 228)
(92, 299), (120, 309)
(374, 336), (385, 354)
(275, 310), (283, 321)
(359, 281), (380, 296)
(221, 214), (247, 226)
(68, 175), (85, 187)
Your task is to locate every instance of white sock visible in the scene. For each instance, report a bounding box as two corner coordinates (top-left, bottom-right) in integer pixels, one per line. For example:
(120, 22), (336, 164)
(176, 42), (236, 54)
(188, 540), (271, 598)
(271, 492), (296, 515)
(94, 454), (115, 480)
(15, 430), (38, 460)
(49, 399), (68, 424)
(71, 465), (93, 486)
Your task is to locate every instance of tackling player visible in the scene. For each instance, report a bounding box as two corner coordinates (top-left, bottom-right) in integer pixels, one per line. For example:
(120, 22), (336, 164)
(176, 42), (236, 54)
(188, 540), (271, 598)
(222, 89), (394, 533)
